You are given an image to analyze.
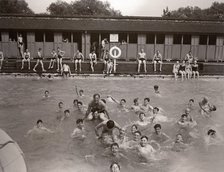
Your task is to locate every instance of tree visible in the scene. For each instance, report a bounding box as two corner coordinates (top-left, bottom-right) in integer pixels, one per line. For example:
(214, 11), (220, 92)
(162, 2), (224, 20)
(47, 0), (122, 16)
(0, 0), (33, 14)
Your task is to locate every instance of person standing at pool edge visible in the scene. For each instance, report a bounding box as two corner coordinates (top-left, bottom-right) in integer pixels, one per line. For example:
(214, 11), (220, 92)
(33, 48), (46, 72)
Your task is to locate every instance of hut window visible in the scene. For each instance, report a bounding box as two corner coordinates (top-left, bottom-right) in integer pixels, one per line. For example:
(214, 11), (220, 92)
(156, 34), (165, 44)
(9, 31), (17, 42)
(45, 32), (54, 42)
(62, 32), (71, 43)
(119, 33), (127, 44)
(208, 35), (216, 45)
(173, 34), (182, 44)
(129, 33), (137, 43)
(146, 34), (155, 44)
(199, 35), (207, 45)
(35, 32), (44, 42)
(183, 35), (191, 44)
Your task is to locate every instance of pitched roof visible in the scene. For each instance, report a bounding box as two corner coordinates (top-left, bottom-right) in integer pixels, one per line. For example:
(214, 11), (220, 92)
(0, 14), (224, 34)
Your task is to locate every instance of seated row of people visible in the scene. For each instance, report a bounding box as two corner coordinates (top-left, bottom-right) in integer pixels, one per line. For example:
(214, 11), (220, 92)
(173, 60), (200, 80)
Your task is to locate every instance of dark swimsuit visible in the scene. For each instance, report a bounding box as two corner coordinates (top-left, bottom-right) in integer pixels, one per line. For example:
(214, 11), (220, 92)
(192, 65), (198, 72)
(179, 65), (185, 71)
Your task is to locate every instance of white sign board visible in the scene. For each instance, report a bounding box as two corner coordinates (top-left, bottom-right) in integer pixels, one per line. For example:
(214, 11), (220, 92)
(110, 34), (119, 42)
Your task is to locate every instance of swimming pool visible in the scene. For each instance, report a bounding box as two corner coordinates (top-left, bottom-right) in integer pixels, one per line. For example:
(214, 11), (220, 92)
(0, 76), (224, 172)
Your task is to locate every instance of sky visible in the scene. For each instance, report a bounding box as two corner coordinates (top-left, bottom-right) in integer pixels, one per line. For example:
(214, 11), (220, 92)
(26, 0), (224, 16)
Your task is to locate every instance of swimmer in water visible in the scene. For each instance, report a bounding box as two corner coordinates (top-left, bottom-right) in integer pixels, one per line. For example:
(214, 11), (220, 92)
(115, 128), (129, 145)
(171, 134), (188, 152)
(154, 85), (160, 94)
(43, 90), (50, 98)
(136, 136), (156, 162)
(135, 112), (151, 127)
(85, 93), (109, 121)
(149, 124), (170, 145)
(110, 162), (121, 172)
(131, 98), (141, 113)
(107, 96), (129, 112)
(140, 98), (153, 113)
(187, 99), (195, 111)
(73, 99), (78, 109)
(204, 129), (224, 146)
(123, 131), (142, 149)
(25, 119), (54, 137)
(70, 119), (86, 141)
(199, 97), (216, 117)
(103, 143), (128, 164)
(150, 107), (168, 123)
(60, 109), (71, 121)
(95, 120), (122, 145)
(77, 101), (87, 116)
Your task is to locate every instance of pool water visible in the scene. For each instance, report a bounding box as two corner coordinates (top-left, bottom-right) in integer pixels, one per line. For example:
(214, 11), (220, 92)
(0, 77), (224, 172)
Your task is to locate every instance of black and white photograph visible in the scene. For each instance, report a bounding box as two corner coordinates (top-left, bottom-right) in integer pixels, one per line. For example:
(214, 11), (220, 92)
(0, 0), (224, 172)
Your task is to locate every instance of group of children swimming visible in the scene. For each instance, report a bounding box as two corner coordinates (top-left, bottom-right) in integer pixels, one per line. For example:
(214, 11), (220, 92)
(24, 84), (223, 172)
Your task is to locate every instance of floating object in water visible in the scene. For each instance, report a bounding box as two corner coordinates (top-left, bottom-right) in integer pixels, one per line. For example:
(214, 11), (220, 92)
(0, 129), (27, 172)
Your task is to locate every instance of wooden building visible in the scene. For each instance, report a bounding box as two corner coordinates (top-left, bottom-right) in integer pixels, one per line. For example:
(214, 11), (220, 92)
(0, 14), (224, 62)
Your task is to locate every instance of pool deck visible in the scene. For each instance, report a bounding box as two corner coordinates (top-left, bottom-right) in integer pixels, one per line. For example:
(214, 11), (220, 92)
(1, 58), (224, 76)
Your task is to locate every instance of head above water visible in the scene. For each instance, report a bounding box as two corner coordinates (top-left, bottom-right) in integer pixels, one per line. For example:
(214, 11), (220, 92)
(93, 93), (100, 103)
(36, 119), (43, 128)
(153, 107), (159, 114)
(110, 162), (121, 172)
(107, 120), (115, 129)
(133, 98), (139, 105)
(131, 124), (138, 133)
(58, 102), (63, 108)
(73, 99), (78, 105)
(207, 129), (216, 136)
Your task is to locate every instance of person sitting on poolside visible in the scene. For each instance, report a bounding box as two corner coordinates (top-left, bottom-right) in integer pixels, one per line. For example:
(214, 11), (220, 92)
(179, 60), (186, 80)
(25, 119), (54, 137)
(85, 93), (109, 121)
(192, 60), (199, 79)
(173, 61), (180, 80)
(140, 97), (153, 113)
(70, 119), (86, 141)
(21, 48), (31, 70)
(149, 124), (170, 145)
(137, 49), (147, 73)
(185, 61), (192, 79)
(153, 50), (163, 72)
(199, 97), (216, 117)
(61, 63), (71, 77)
(73, 50), (84, 72)
(95, 120), (122, 145)
(110, 162), (121, 172)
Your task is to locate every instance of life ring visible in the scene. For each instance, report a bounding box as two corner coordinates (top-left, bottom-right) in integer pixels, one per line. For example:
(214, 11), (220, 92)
(0, 129), (27, 172)
(109, 46), (121, 59)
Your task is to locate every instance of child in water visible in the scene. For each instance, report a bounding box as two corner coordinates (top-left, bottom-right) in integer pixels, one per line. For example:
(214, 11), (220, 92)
(204, 128), (224, 146)
(110, 162), (121, 172)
